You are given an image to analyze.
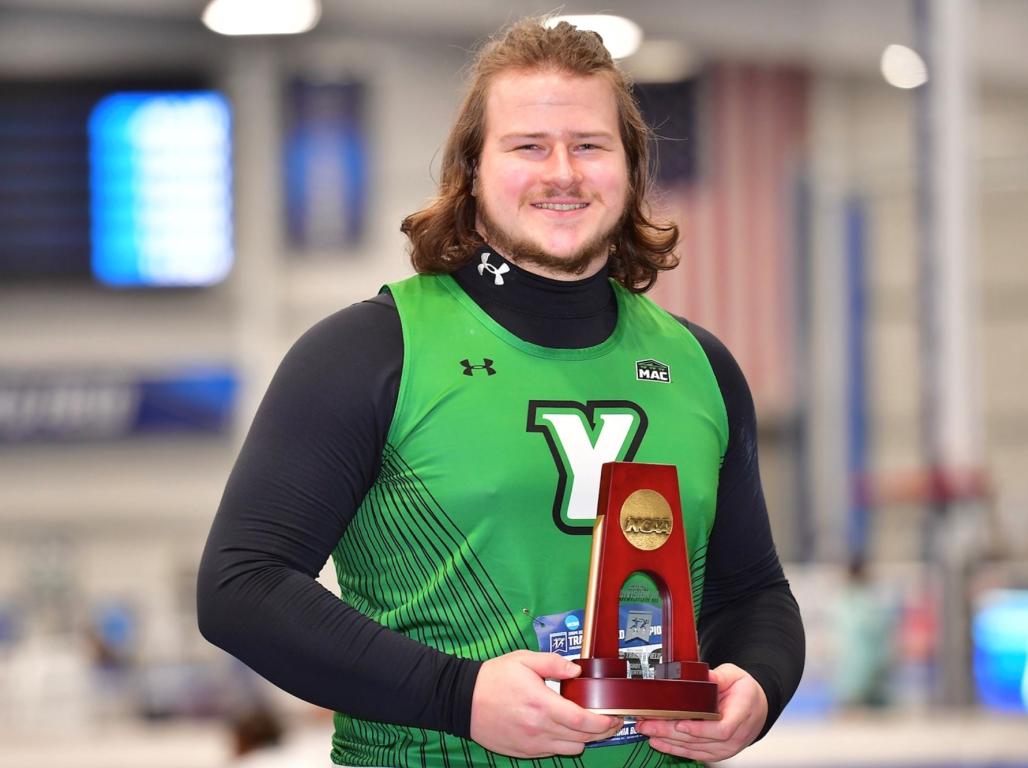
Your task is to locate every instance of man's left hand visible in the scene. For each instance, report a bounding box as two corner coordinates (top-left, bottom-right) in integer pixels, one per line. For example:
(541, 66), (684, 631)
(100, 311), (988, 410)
(634, 663), (767, 763)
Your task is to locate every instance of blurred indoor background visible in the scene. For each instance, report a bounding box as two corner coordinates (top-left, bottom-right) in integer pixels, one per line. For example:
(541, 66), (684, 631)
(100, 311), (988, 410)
(1, 0), (1026, 766)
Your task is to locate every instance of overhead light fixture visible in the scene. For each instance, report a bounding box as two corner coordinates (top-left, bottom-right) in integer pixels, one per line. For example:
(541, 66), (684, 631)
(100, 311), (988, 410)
(545, 14), (643, 60)
(880, 44), (928, 89)
(202, 0), (321, 36)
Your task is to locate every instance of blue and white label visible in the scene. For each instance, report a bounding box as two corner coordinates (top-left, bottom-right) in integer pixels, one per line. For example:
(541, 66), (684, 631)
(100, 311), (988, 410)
(532, 604), (665, 748)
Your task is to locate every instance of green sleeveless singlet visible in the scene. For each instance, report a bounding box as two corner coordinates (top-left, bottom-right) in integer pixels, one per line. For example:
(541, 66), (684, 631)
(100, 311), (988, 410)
(330, 274), (728, 767)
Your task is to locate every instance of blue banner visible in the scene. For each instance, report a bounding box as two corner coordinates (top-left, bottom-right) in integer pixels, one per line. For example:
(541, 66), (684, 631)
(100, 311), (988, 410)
(0, 366), (237, 443)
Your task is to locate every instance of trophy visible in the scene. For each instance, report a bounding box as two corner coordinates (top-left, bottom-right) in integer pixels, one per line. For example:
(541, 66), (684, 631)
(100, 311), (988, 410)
(560, 462), (720, 719)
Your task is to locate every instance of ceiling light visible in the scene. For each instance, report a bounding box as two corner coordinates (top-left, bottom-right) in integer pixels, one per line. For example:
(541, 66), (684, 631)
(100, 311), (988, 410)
(202, 0), (321, 36)
(880, 44), (928, 89)
(545, 14), (643, 60)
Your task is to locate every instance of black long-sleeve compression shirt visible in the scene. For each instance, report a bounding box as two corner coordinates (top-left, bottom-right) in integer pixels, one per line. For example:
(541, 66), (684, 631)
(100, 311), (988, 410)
(197, 249), (804, 742)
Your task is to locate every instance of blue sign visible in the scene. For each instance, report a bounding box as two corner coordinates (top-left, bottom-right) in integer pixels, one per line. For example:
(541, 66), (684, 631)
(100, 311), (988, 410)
(0, 367), (237, 443)
(284, 79), (367, 250)
(88, 91), (233, 287)
(973, 589), (1028, 713)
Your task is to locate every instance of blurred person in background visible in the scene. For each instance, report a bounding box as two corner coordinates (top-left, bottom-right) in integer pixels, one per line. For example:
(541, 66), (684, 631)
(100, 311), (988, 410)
(230, 705), (284, 763)
(198, 16), (804, 766)
(225, 704), (336, 767)
(830, 558), (898, 710)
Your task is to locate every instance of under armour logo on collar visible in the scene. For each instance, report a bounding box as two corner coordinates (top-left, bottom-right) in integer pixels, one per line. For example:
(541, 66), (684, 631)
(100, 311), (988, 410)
(477, 252), (510, 286)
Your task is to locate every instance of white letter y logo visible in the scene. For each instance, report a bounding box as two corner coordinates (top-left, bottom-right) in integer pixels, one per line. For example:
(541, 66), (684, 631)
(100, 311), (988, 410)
(527, 400), (647, 534)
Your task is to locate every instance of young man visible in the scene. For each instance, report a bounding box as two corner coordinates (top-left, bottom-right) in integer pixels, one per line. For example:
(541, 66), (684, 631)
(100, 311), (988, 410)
(198, 18), (804, 767)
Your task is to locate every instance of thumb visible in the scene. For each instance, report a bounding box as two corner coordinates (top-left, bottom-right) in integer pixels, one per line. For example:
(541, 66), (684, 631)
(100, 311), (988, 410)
(518, 651), (582, 680)
(709, 663), (745, 689)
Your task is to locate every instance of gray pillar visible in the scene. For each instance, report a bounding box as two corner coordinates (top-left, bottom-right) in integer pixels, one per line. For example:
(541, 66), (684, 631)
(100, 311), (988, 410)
(913, 0), (984, 708)
(808, 75), (852, 565)
(223, 41), (285, 438)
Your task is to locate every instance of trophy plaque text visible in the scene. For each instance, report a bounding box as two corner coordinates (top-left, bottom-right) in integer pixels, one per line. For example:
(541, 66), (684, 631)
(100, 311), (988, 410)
(559, 462), (719, 719)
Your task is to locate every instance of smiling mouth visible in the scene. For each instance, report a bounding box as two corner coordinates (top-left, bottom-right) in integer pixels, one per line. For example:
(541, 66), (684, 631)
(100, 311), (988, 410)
(533, 202), (588, 211)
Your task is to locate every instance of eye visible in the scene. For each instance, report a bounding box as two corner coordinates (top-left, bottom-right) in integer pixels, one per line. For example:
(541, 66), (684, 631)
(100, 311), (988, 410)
(515, 144), (542, 152)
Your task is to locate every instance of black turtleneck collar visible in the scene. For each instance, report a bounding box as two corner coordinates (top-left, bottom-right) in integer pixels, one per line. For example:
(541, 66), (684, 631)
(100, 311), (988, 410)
(451, 245), (618, 349)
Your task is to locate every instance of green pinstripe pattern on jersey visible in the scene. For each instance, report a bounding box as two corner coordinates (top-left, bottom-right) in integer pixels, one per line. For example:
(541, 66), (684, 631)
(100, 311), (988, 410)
(333, 446), (525, 659)
(689, 541), (707, 616)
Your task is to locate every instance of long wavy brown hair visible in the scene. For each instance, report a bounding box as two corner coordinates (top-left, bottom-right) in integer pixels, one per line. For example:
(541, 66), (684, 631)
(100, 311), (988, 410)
(400, 17), (679, 293)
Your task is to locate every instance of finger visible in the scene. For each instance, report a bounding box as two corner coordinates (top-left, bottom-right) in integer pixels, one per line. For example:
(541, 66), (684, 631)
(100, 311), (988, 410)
(639, 716), (737, 746)
(589, 720), (625, 742)
(542, 739), (589, 757)
(634, 718), (677, 739)
(687, 693), (754, 743)
(528, 705), (622, 743)
(708, 662), (745, 688)
(542, 721), (617, 744)
(546, 694), (623, 735)
(672, 718), (739, 743)
(636, 718), (714, 741)
(648, 737), (723, 762)
(648, 728), (721, 745)
(518, 652), (582, 680)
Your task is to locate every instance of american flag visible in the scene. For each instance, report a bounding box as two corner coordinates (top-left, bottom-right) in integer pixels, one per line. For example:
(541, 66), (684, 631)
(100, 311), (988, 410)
(646, 63), (809, 415)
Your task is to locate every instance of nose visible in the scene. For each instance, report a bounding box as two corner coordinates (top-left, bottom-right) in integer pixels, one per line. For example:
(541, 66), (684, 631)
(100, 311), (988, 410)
(542, 145), (582, 189)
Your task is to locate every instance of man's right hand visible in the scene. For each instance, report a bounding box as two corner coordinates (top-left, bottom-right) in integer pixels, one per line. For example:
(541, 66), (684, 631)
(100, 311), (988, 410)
(469, 650), (623, 758)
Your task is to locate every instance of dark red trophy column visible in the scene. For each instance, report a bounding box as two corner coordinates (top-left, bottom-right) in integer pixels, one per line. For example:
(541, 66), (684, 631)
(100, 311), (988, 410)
(560, 462), (719, 719)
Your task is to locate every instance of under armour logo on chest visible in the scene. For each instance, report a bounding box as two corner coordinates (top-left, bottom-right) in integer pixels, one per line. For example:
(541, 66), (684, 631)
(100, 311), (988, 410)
(477, 252), (510, 286)
(460, 358), (496, 376)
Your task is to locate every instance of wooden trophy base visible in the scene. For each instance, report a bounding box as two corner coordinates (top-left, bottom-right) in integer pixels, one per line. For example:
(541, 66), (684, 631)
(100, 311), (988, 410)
(560, 657), (720, 720)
